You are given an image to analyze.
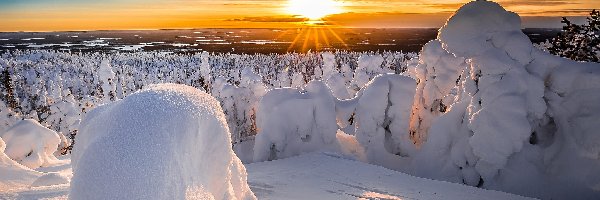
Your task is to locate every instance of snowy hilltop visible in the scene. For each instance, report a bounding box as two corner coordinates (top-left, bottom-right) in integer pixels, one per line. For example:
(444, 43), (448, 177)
(1, 0), (600, 199)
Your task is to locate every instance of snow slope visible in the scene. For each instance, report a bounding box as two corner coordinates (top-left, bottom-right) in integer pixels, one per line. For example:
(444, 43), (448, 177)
(248, 152), (532, 200)
(0, 152), (533, 200)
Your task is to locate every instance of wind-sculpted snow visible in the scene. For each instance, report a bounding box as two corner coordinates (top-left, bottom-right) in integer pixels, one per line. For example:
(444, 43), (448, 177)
(253, 74), (417, 165)
(0, 119), (64, 169)
(354, 75), (417, 167)
(401, 1), (600, 199)
(253, 81), (338, 162)
(0, 137), (42, 191)
(70, 84), (256, 200)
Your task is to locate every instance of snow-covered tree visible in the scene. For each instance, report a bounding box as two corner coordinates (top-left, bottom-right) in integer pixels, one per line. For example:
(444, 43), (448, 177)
(547, 10), (600, 62)
(0, 67), (20, 112)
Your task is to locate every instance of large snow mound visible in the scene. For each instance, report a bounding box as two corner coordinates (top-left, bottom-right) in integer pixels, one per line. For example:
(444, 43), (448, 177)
(1, 119), (63, 169)
(70, 84), (255, 200)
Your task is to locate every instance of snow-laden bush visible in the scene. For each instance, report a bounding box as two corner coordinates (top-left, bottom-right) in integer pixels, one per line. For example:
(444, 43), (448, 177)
(213, 68), (266, 144)
(70, 84), (255, 200)
(353, 74), (417, 168)
(253, 81), (338, 162)
(98, 59), (118, 102)
(351, 54), (390, 93)
(0, 119), (63, 169)
(0, 101), (19, 133)
(253, 73), (417, 164)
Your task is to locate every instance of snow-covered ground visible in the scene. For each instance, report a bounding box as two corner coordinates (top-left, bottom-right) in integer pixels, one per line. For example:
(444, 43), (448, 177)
(247, 152), (532, 200)
(0, 152), (532, 200)
(1, 0), (600, 199)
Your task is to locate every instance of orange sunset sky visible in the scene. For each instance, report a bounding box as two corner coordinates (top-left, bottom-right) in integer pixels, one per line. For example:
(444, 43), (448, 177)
(0, 0), (598, 32)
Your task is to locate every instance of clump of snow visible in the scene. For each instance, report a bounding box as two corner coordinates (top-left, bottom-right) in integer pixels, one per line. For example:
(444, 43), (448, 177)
(321, 52), (337, 80)
(326, 73), (353, 99)
(1, 119), (64, 169)
(70, 84), (255, 200)
(253, 81), (338, 162)
(351, 54), (388, 91)
(438, 0), (524, 59)
(98, 59), (117, 102)
(335, 130), (366, 161)
(322, 52), (354, 99)
(354, 74), (417, 167)
(0, 137), (42, 191)
(409, 40), (467, 143)
(213, 67), (266, 145)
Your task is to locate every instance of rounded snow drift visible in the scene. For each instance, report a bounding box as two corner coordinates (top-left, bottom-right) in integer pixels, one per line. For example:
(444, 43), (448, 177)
(1, 119), (62, 169)
(70, 84), (255, 200)
(30, 172), (70, 187)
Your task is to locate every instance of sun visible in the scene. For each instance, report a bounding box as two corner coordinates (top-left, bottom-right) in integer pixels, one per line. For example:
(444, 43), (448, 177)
(286, 0), (343, 20)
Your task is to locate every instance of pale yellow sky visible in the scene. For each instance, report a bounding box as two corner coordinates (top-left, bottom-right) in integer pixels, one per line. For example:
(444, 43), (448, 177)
(0, 0), (598, 31)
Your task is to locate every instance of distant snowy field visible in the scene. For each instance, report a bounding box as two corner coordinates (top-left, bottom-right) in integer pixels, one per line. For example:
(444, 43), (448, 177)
(1, 1), (600, 199)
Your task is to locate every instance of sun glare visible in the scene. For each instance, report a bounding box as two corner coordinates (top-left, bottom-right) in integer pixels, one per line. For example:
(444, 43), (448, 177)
(286, 0), (343, 20)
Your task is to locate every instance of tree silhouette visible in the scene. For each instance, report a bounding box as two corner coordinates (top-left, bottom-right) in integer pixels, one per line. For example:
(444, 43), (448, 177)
(548, 10), (600, 62)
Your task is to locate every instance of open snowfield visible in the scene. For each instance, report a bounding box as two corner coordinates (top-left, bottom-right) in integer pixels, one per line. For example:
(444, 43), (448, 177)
(0, 152), (532, 200)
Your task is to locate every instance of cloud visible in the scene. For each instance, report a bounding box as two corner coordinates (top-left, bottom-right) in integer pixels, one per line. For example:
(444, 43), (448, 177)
(519, 8), (595, 15)
(421, 0), (580, 10)
(323, 12), (451, 28)
(227, 16), (309, 22)
(498, 0), (580, 6)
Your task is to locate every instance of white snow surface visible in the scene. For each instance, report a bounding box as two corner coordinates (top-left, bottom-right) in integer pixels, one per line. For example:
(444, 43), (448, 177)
(69, 84), (255, 200)
(0, 137), (42, 192)
(30, 172), (70, 188)
(247, 152), (532, 200)
(1, 119), (64, 169)
(0, 152), (534, 200)
(2, 1), (600, 199)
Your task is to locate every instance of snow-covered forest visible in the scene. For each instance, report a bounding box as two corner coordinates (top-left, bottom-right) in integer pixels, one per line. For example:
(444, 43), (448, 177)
(0, 50), (415, 145)
(1, 1), (600, 199)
